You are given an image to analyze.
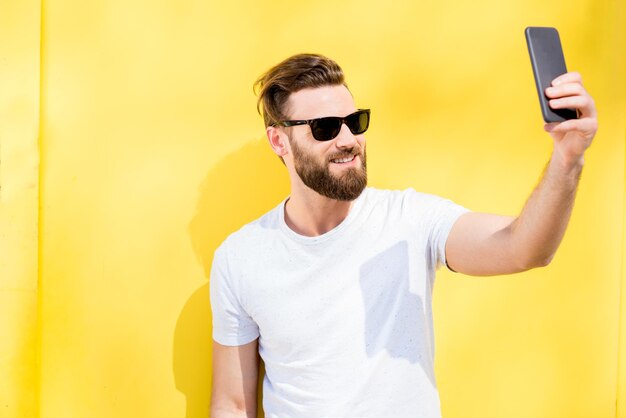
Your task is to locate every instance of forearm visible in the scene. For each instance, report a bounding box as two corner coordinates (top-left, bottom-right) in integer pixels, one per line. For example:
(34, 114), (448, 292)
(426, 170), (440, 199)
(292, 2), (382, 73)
(509, 151), (583, 268)
(446, 72), (595, 276)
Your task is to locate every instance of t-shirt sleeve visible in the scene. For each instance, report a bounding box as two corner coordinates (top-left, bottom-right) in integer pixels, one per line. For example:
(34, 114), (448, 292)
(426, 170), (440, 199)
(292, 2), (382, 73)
(209, 244), (260, 346)
(403, 188), (471, 271)
(429, 197), (470, 271)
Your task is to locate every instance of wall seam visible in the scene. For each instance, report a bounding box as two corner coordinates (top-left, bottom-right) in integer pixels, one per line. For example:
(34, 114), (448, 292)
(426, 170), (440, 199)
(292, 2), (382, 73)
(35, 0), (44, 417)
(616, 112), (626, 418)
(615, 0), (626, 415)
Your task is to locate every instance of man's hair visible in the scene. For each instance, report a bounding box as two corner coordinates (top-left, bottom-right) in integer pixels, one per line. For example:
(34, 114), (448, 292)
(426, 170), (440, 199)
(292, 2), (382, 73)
(254, 53), (348, 127)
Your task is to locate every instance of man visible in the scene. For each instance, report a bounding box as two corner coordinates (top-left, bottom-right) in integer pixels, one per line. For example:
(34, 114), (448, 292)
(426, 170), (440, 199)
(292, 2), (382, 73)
(209, 53), (597, 417)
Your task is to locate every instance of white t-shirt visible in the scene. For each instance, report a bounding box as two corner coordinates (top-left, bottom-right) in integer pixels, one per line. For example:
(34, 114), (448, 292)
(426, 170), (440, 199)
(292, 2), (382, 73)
(210, 187), (469, 418)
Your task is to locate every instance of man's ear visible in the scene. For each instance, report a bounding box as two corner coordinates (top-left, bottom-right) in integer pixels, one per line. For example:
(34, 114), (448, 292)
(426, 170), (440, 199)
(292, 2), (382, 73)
(266, 126), (289, 157)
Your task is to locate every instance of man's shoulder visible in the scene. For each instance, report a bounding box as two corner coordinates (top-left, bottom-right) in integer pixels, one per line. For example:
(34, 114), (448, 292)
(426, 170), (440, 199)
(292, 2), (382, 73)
(363, 187), (467, 225)
(215, 200), (284, 256)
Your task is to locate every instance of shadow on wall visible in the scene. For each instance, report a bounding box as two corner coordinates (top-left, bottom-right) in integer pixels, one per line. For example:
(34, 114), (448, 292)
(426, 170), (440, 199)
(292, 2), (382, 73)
(173, 137), (289, 418)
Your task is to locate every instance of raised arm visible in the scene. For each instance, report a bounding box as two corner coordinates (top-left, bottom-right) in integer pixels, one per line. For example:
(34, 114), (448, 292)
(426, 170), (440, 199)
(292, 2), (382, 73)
(210, 339), (259, 418)
(445, 72), (598, 276)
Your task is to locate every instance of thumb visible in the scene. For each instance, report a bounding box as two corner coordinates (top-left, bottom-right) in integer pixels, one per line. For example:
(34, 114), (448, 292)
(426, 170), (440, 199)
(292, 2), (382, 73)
(544, 122), (560, 132)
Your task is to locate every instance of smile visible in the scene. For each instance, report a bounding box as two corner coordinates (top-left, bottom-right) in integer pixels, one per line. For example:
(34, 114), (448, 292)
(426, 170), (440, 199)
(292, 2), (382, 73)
(330, 155), (356, 164)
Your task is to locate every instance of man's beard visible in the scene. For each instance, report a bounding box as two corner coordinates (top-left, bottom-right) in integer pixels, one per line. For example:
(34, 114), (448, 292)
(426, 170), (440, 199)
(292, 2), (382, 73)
(289, 136), (367, 201)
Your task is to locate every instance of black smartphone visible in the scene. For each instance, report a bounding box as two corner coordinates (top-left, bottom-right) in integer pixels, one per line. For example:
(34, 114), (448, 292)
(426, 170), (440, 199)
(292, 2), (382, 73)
(525, 26), (577, 123)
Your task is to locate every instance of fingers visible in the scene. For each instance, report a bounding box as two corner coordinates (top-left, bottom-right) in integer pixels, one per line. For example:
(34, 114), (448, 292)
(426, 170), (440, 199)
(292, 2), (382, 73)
(544, 117), (598, 135)
(551, 71), (582, 86)
(544, 71), (597, 118)
(545, 83), (584, 98)
(548, 95), (596, 118)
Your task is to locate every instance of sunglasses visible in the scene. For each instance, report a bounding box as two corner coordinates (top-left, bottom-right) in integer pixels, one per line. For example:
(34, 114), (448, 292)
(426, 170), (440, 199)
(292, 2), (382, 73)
(273, 109), (371, 141)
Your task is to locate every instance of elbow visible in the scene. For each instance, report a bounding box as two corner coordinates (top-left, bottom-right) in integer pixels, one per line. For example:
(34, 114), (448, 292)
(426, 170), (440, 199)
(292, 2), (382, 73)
(210, 396), (256, 418)
(535, 254), (554, 268)
(210, 405), (255, 418)
(519, 252), (555, 271)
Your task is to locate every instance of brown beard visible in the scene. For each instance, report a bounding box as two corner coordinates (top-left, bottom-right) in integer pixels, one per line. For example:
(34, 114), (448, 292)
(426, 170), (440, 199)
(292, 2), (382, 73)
(289, 136), (367, 201)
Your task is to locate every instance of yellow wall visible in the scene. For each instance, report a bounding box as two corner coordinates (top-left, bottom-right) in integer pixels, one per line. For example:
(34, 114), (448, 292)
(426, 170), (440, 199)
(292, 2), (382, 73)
(1, 0), (624, 417)
(0, 0), (41, 417)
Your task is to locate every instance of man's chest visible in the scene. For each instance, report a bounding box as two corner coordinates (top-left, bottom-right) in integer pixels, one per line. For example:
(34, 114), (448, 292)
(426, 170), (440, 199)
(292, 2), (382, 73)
(238, 238), (433, 361)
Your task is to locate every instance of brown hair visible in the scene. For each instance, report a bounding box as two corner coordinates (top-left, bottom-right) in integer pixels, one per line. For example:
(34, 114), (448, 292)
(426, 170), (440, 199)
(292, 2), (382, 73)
(254, 53), (348, 127)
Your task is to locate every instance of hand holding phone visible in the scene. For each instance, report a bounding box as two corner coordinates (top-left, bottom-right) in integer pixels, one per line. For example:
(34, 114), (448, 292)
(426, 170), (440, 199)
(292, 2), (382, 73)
(525, 27), (578, 123)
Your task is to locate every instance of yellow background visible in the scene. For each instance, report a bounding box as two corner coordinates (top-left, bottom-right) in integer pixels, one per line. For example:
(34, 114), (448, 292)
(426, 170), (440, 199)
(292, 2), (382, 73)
(1, 0), (625, 417)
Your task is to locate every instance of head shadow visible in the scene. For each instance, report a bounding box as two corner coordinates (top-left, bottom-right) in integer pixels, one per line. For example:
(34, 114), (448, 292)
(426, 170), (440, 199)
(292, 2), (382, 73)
(173, 137), (289, 418)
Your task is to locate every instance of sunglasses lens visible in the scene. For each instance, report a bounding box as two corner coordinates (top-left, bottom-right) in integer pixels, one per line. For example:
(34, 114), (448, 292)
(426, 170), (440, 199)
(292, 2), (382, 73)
(347, 110), (370, 135)
(306, 110), (370, 141)
(311, 117), (342, 141)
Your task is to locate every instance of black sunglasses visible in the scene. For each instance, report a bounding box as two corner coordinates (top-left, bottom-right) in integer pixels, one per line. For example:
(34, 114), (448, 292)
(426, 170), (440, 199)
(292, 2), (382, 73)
(273, 109), (371, 141)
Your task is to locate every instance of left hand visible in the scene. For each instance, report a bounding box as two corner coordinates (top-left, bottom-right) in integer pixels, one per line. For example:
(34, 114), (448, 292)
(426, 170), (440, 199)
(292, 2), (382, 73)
(544, 71), (598, 167)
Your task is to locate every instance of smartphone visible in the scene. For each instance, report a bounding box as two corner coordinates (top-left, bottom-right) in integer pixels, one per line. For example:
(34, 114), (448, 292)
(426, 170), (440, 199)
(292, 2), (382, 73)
(525, 27), (577, 123)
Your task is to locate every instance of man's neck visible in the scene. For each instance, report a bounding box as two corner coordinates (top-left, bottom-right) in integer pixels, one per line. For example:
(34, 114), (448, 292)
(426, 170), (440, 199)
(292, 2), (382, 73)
(283, 186), (356, 237)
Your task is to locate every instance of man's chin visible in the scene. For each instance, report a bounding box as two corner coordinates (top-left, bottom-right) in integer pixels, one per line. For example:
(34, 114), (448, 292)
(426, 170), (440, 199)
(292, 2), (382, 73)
(295, 159), (367, 201)
(321, 175), (367, 201)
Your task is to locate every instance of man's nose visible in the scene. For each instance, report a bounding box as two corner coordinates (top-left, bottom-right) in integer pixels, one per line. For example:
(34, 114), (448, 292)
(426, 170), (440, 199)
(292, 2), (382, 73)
(334, 123), (358, 148)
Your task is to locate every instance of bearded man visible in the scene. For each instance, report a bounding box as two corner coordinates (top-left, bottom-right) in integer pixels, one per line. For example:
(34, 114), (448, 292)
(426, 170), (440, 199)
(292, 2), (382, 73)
(209, 53), (598, 418)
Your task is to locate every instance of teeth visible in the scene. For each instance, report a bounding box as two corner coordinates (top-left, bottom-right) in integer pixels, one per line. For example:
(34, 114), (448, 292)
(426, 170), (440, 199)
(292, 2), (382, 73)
(331, 155), (355, 164)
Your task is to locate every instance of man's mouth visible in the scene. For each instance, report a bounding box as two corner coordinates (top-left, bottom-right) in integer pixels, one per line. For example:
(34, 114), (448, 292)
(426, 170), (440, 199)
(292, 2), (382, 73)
(330, 155), (357, 164)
